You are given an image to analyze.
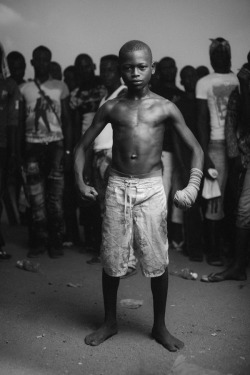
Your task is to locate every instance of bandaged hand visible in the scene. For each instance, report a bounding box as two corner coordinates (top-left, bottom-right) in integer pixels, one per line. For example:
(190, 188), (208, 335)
(174, 168), (203, 209)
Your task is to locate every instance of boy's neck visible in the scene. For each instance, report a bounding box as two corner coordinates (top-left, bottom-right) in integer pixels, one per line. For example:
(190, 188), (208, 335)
(127, 85), (151, 100)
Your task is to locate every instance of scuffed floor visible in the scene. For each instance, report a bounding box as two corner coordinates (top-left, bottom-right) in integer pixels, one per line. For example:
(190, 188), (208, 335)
(1, 223), (250, 375)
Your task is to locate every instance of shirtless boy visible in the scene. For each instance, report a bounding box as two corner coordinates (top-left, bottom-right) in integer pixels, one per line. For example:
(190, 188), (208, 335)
(74, 40), (204, 351)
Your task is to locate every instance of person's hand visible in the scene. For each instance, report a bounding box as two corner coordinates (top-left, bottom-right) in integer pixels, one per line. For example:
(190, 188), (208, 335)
(204, 157), (216, 179)
(77, 182), (98, 202)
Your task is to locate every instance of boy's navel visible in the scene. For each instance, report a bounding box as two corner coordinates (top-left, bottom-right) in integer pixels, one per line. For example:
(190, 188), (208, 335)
(131, 154), (138, 159)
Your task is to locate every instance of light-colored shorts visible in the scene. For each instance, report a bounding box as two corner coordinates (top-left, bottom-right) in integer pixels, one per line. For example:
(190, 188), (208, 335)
(101, 169), (169, 278)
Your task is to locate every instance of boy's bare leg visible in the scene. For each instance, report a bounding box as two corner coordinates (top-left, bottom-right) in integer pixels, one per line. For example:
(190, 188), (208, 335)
(151, 268), (184, 352)
(85, 269), (119, 346)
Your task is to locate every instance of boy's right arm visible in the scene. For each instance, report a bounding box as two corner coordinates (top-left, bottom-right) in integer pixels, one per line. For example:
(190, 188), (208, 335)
(74, 102), (110, 201)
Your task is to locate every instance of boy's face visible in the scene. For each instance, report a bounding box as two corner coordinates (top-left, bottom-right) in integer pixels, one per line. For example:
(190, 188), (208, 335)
(31, 50), (51, 77)
(120, 49), (154, 91)
(100, 60), (120, 89)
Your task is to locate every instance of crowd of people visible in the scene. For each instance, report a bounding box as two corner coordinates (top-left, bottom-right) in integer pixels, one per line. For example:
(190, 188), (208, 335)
(1, 36), (250, 353)
(0, 37), (249, 286)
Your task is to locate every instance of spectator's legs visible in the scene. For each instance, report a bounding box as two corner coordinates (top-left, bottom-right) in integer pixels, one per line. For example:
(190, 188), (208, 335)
(46, 142), (65, 258)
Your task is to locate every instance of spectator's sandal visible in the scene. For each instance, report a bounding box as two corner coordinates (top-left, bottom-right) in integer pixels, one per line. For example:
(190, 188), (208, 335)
(201, 270), (247, 282)
(0, 250), (12, 260)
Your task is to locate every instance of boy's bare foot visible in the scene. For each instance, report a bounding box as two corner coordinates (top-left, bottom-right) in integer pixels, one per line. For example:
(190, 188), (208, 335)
(151, 326), (184, 352)
(85, 323), (118, 346)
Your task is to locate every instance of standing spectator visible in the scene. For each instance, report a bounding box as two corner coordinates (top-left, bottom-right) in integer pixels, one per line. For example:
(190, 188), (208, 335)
(7, 50), (28, 225)
(20, 45), (72, 258)
(0, 42), (20, 260)
(62, 64), (80, 247)
(205, 53), (250, 281)
(196, 37), (239, 266)
(49, 61), (62, 80)
(175, 65), (204, 261)
(7, 51), (26, 86)
(152, 57), (185, 251)
(63, 65), (77, 93)
(86, 54), (126, 264)
(70, 54), (105, 252)
(196, 65), (210, 80)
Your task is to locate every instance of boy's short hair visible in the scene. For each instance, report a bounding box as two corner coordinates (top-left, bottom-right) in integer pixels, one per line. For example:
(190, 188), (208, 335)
(100, 55), (119, 65)
(119, 40), (152, 62)
(32, 45), (52, 59)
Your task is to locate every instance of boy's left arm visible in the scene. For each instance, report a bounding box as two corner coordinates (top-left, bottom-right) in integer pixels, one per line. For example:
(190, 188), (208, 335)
(168, 102), (204, 209)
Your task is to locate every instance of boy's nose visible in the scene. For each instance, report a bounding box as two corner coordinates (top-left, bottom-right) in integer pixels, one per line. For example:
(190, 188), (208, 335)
(132, 67), (139, 76)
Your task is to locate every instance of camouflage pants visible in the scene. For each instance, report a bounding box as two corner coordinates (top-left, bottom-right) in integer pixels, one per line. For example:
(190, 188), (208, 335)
(24, 141), (64, 248)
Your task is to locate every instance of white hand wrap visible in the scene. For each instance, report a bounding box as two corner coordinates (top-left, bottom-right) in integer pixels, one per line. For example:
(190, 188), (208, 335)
(174, 168), (203, 209)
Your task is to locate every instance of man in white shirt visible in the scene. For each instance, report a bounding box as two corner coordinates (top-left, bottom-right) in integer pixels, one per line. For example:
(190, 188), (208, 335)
(196, 37), (239, 266)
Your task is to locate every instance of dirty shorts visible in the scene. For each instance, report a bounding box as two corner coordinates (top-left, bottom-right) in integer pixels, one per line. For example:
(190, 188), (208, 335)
(101, 168), (169, 278)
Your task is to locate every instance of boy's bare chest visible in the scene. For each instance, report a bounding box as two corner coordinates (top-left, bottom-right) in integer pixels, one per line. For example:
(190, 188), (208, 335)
(111, 101), (160, 128)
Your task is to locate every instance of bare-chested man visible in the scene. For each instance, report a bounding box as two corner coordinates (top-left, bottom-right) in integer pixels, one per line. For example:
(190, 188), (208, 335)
(74, 40), (204, 351)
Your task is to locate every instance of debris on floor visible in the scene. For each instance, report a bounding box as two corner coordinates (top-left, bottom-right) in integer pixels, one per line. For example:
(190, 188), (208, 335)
(67, 282), (82, 288)
(120, 299), (143, 309)
(16, 259), (40, 272)
(170, 268), (198, 280)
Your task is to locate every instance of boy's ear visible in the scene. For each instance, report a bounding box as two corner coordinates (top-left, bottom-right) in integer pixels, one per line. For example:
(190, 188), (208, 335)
(152, 61), (156, 74)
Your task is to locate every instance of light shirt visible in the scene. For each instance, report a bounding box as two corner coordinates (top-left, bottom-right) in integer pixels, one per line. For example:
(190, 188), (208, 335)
(21, 79), (69, 144)
(196, 72), (239, 140)
(93, 85), (126, 152)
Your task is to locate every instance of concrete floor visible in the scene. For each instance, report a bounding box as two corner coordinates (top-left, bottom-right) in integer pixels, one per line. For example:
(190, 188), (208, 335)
(1, 222), (250, 375)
